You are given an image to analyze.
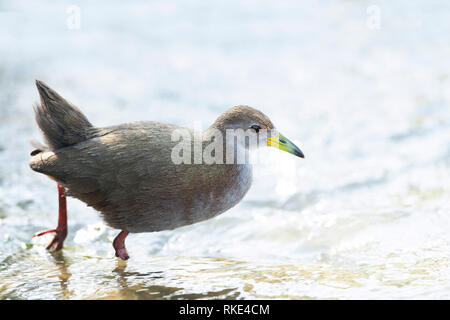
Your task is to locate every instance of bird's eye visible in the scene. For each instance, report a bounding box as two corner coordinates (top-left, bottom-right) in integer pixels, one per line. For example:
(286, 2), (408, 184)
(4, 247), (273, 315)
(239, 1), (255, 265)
(249, 124), (261, 133)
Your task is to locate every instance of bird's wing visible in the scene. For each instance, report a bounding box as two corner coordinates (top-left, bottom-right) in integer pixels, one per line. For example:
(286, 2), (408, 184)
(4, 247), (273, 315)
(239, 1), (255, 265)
(29, 121), (183, 209)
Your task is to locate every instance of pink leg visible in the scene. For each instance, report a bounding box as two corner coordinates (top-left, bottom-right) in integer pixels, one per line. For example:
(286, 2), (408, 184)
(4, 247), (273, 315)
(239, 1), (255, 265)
(33, 184), (68, 251)
(113, 231), (130, 260)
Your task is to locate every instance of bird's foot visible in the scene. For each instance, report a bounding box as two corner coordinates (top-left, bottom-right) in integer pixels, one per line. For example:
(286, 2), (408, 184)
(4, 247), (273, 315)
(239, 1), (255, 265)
(33, 184), (68, 252)
(113, 230), (130, 260)
(33, 227), (67, 251)
(115, 248), (130, 260)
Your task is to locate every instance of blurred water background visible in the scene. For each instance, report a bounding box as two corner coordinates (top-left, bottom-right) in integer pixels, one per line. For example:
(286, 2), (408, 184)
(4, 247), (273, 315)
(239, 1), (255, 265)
(1, 0), (450, 299)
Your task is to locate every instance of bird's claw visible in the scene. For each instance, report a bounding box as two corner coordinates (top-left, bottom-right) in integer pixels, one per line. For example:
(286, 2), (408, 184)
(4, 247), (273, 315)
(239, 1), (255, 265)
(33, 227), (67, 251)
(115, 248), (129, 260)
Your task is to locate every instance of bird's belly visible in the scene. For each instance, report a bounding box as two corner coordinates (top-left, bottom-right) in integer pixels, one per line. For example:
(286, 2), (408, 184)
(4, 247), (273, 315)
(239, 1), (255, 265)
(111, 165), (253, 233)
(124, 185), (251, 233)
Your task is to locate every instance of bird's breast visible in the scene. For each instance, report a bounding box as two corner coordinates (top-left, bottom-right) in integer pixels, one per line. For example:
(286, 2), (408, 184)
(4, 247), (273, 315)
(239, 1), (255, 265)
(179, 164), (253, 225)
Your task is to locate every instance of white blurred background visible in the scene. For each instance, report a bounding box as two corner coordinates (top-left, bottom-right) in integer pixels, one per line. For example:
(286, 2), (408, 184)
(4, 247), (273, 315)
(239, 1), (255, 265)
(0, 0), (450, 299)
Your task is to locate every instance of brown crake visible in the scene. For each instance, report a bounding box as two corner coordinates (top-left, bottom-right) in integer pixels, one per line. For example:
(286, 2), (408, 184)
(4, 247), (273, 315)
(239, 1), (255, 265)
(30, 80), (303, 259)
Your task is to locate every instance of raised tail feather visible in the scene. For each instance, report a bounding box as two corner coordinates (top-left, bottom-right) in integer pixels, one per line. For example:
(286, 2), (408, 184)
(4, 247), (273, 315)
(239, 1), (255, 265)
(33, 80), (93, 151)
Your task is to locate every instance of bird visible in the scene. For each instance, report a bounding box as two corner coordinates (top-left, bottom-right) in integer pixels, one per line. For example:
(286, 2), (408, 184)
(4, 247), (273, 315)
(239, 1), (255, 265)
(30, 80), (304, 260)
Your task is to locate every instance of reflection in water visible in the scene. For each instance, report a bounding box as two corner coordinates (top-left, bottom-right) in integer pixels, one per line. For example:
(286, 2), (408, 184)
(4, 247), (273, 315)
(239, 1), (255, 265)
(48, 251), (72, 299)
(109, 260), (178, 300)
(108, 259), (240, 300)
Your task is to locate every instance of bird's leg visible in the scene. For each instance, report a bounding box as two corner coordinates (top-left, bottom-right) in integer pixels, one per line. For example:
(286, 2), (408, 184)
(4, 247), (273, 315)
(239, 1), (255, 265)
(113, 231), (129, 260)
(33, 184), (68, 251)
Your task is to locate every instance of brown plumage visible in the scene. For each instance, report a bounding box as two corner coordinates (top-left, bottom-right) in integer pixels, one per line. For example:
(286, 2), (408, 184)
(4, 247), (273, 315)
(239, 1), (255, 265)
(30, 80), (303, 259)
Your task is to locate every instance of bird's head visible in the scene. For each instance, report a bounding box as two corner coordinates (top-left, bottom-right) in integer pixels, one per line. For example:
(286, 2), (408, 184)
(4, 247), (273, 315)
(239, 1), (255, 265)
(211, 105), (304, 158)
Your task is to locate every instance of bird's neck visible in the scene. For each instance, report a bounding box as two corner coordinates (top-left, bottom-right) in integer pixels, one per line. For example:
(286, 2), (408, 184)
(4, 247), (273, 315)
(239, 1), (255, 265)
(202, 127), (251, 165)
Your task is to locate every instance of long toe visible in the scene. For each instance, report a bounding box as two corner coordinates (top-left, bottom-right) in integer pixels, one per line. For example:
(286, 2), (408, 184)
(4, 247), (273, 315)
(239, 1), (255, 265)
(45, 235), (64, 251)
(35, 228), (67, 251)
(33, 229), (57, 238)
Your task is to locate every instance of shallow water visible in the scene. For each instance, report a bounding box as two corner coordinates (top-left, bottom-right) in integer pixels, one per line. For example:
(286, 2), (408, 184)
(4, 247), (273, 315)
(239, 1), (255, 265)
(1, 0), (450, 299)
